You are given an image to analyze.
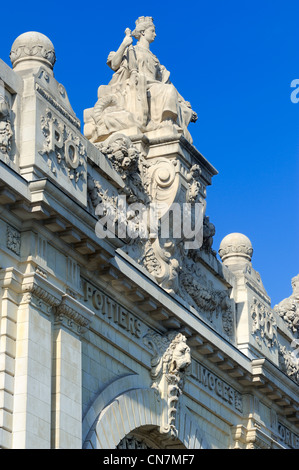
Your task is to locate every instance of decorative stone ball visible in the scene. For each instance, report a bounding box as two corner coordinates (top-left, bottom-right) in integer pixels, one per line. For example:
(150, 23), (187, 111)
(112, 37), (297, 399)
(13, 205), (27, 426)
(10, 32), (56, 70)
(218, 232), (253, 266)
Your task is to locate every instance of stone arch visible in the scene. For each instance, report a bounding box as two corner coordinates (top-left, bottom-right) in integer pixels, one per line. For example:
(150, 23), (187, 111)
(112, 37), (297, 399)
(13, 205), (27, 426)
(82, 374), (209, 449)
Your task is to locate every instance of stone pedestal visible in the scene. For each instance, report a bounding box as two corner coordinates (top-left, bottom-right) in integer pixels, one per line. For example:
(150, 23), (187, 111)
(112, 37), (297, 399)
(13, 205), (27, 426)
(10, 32), (88, 207)
(219, 233), (278, 364)
(12, 284), (53, 448)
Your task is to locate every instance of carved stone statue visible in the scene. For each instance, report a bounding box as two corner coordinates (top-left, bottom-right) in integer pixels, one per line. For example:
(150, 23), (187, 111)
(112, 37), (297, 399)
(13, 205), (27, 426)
(274, 274), (299, 333)
(84, 16), (197, 144)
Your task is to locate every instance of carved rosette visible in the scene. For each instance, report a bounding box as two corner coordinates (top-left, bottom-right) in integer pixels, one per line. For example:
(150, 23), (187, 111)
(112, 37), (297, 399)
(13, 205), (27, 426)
(144, 331), (191, 439)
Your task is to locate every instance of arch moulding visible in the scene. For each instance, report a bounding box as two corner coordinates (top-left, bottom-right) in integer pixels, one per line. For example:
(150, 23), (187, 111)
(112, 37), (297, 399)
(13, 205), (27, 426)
(82, 374), (208, 449)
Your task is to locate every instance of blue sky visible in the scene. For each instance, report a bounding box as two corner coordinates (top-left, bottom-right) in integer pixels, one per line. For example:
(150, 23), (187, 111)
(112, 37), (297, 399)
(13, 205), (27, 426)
(1, 0), (298, 306)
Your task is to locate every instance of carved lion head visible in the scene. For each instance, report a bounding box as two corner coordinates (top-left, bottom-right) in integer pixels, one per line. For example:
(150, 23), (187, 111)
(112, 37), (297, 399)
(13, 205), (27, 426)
(144, 331), (191, 381)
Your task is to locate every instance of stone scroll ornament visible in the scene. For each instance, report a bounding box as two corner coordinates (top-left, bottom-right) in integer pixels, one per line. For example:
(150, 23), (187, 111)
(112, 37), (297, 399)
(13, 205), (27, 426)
(84, 16), (197, 144)
(144, 331), (191, 439)
(89, 131), (209, 296)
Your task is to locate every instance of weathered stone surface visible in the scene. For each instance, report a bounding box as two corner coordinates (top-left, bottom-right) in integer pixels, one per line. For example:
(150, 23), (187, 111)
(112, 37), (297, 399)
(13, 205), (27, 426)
(84, 17), (197, 145)
(0, 23), (297, 450)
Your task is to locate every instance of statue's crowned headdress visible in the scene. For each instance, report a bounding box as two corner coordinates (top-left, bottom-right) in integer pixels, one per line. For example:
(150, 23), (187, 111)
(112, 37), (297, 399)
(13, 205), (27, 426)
(135, 16), (153, 29)
(132, 16), (154, 38)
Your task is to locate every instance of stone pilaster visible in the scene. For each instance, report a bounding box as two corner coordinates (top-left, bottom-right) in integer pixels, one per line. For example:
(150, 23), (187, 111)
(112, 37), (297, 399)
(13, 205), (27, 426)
(12, 272), (61, 448)
(0, 268), (22, 448)
(51, 294), (94, 449)
(219, 233), (278, 364)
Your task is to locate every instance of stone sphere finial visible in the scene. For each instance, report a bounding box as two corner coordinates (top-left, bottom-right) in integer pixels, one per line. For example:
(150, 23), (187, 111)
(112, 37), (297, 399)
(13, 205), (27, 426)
(218, 232), (253, 266)
(10, 32), (56, 71)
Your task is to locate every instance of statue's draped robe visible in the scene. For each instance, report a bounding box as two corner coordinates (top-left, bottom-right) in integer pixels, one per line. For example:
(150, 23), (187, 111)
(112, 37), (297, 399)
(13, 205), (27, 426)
(95, 44), (193, 141)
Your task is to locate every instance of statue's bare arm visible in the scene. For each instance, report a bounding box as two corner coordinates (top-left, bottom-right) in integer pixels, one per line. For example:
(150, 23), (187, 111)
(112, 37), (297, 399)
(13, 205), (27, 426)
(108, 28), (133, 71)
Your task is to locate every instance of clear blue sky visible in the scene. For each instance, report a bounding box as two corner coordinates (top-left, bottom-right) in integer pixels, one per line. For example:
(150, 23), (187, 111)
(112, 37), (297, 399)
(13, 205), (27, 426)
(1, 0), (298, 306)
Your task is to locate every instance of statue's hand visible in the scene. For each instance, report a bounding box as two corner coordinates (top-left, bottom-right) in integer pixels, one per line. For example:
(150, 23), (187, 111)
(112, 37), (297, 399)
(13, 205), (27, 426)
(122, 28), (133, 48)
(191, 111), (198, 123)
(184, 101), (198, 122)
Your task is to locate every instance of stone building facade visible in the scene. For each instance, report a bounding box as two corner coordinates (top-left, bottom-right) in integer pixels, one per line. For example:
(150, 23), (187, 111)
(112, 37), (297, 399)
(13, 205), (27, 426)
(0, 22), (298, 449)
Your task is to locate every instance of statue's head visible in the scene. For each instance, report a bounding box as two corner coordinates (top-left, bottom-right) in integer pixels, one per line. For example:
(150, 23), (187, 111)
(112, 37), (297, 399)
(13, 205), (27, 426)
(291, 274), (299, 294)
(145, 331), (191, 382)
(168, 333), (191, 374)
(132, 16), (156, 43)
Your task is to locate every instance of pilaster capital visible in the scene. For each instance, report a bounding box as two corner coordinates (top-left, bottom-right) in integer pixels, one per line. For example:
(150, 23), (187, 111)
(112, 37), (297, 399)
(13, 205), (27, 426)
(0, 267), (23, 293)
(21, 272), (62, 307)
(55, 293), (94, 335)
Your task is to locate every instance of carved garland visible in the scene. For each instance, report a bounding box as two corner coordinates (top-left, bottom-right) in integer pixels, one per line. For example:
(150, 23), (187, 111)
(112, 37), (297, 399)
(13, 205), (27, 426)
(179, 265), (234, 336)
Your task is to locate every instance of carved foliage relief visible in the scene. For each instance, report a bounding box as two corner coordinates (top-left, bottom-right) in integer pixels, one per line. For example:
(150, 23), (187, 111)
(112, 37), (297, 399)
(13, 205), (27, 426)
(6, 224), (21, 255)
(87, 133), (232, 337)
(178, 252), (234, 337)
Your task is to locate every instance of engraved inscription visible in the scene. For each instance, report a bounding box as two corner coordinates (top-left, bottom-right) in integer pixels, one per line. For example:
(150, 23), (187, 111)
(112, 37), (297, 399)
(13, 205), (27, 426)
(191, 360), (243, 412)
(83, 280), (143, 338)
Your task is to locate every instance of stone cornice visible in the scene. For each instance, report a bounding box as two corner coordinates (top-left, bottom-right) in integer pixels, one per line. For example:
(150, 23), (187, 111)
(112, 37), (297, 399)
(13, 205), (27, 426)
(179, 135), (218, 179)
(27, 178), (121, 253)
(252, 358), (299, 403)
(21, 271), (62, 307)
(232, 423), (284, 449)
(0, 270), (95, 335)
